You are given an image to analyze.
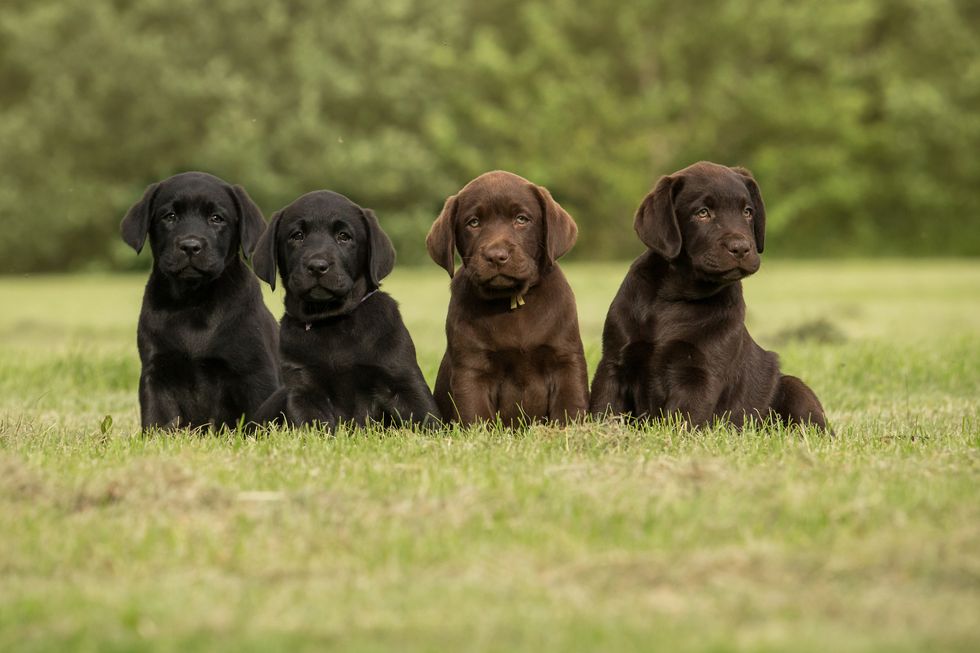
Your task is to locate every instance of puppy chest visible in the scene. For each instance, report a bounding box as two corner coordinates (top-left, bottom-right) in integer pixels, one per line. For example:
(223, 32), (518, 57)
(145, 351), (249, 407)
(141, 308), (228, 358)
(281, 334), (398, 393)
(477, 345), (567, 379)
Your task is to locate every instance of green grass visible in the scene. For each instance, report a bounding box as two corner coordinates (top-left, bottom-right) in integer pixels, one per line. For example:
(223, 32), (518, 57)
(1, 260), (978, 652)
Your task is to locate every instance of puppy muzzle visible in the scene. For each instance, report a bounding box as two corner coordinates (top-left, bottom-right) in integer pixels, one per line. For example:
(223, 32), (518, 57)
(157, 233), (222, 277)
(467, 245), (537, 297)
(695, 247), (760, 282)
(292, 275), (354, 301)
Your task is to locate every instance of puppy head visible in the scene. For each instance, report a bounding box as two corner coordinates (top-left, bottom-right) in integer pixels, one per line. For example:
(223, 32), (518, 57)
(426, 171), (577, 300)
(252, 191), (395, 322)
(120, 171), (266, 285)
(634, 161), (766, 283)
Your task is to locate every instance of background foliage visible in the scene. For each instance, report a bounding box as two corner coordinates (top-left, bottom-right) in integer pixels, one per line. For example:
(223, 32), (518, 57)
(2, 0), (978, 272)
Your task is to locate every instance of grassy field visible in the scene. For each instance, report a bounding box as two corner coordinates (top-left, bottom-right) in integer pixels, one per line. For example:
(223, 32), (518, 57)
(1, 260), (978, 652)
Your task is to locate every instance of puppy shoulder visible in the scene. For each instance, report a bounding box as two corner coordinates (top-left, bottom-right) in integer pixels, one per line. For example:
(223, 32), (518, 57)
(359, 291), (411, 331)
(355, 291), (423, 359)
(447, 272), (470, 296)
(540, 263), (573, 292)
(622, 253), (665, 298)
(446, 273), (485, 316)
(598, 254), (662, 340)
(366, 289), (400, 314)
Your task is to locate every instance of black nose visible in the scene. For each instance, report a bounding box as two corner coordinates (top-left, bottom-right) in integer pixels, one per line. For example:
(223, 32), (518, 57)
(725, 238), (751, 259)
(178, 237), (204, 255)
(482, 246), (511, 265)
(306, 258), (330, 276)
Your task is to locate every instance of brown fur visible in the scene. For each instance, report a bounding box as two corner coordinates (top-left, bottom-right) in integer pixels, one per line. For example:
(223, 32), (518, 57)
(590, 162), (828, 429)
(426, 171), (589, 425)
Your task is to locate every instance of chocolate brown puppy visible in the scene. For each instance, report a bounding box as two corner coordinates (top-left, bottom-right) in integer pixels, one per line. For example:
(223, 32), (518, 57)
(252, 190), (439, 429)
(120, 171), (280, 430)
(426, 171), (589, 425)
(590, 162), (828, 429)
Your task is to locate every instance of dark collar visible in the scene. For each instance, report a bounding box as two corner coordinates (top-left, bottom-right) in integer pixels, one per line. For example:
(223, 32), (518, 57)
(303, 289), (378, 331)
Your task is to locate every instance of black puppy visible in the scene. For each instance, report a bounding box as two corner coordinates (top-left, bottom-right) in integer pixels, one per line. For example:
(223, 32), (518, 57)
(121, 171), (280, 430)
(590, 162), (828, 429)
(251, 191), (439, 428)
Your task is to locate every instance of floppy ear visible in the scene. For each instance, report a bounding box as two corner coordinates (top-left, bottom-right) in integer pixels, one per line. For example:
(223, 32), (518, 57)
(227, 184), (267, 258)
(120, 182), (160, 253)
(634, 175), (682, 260)
(731, 166), (766, 253)
(360, 208), (396, 288)
(426, 194), (458, 277)
(531, 183), (578, 265)
(251, 210), (282, 290)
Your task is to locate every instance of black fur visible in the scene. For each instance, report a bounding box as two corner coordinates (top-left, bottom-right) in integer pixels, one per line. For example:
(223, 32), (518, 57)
(252, 190), (439, 428)
(120, 171), (280, 430)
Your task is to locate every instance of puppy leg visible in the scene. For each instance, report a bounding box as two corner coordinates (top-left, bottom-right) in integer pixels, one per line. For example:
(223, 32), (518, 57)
(549, 362), (590, 424)
(240, 370), (281, 424)
(444, 368), (496, 424)
(662, 392), (718, 428)
(139, 374), (183, 430)
(589, 359), (628, 417)
(285, 391), (338, 430)
(433, 354), (457, 421)
(387, 373), (442, 428)
(660, 344), (721, 426)
(250, 387), (289, 427)
(434, 353), (496, 424)
(771, 375), (829, 430)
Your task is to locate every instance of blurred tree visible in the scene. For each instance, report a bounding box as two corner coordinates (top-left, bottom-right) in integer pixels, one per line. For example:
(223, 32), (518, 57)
(0, 0), (977, 272)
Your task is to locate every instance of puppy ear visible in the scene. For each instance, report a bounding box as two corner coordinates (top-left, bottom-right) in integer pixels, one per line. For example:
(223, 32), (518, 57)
(227, 184), (267, 258)
(360, 208), (396, 288)
(731, 166), (766, 253)
(531, 183), (578, 265)
(634, 175), (682, 260)
(251, 210), (282, 290)
(120, 182), (160, 253)
(426, 194), (458, 278)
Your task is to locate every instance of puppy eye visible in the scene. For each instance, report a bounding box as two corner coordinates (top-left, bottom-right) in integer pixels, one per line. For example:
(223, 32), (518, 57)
(515, 214), (530, 225)
(209, 214), (225, 225)
(695, 208), (711, 221)
(336, 232), (351, 243)
(161, 212), (177, 224)
(290, 231), (305, 242)
(743, 207), (754, 219)
(466, 217), (480, 228)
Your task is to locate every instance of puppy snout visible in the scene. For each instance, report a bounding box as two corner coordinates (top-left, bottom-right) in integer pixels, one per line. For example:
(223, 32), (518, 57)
(481, 245), (511, 266)
(177, 237), (205, 256)
(724, 237), (751, 260)
(305, 258), (331, 277)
